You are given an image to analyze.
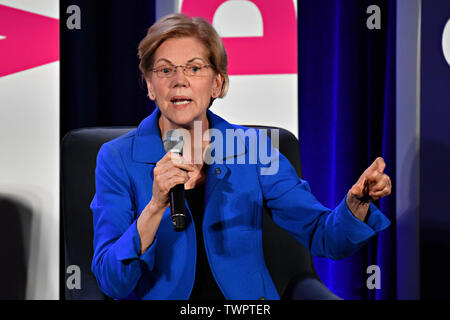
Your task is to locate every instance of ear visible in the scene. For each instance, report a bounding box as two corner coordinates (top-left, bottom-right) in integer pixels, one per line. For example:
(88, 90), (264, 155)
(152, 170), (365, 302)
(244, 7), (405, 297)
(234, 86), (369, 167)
(145, 76), (156, 101)
(211, 73), (224, 99)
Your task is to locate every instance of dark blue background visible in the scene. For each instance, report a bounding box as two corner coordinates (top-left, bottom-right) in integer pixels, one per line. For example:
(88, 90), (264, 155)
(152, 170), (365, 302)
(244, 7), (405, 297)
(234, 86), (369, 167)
(297, 0), (396, 300)
(420, 0), (450, 300)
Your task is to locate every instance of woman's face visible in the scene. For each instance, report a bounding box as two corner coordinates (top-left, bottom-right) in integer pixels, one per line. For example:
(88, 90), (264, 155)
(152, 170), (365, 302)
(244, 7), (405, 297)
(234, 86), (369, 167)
(146, 37), (223, 129)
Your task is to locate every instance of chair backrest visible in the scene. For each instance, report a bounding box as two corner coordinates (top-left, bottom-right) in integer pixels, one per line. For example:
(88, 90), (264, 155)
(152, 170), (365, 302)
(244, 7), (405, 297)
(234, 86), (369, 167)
(61, 125), (319, 299)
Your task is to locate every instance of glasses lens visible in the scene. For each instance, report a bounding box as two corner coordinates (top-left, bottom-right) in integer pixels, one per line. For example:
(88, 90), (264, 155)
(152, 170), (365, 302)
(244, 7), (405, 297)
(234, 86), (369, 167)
(159, 66), (174, 77)
(186, 65), (200, 76)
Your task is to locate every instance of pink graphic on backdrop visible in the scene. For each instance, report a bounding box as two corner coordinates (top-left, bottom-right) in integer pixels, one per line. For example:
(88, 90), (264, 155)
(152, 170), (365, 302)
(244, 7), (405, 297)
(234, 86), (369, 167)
(0, 5), (59, 77)
(181, 0), (297, 75)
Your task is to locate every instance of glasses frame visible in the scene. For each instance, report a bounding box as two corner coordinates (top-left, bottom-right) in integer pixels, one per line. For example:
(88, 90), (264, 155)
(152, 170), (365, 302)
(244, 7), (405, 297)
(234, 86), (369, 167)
(150, 63), (214, 78)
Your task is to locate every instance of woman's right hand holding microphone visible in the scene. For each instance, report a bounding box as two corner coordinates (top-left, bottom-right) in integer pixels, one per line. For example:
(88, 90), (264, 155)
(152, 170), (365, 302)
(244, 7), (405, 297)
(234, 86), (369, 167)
(137, 152), (196, 254)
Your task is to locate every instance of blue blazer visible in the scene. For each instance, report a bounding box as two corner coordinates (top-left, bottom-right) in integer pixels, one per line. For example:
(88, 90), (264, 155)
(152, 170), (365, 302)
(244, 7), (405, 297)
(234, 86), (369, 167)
(90, 108), (390, 300)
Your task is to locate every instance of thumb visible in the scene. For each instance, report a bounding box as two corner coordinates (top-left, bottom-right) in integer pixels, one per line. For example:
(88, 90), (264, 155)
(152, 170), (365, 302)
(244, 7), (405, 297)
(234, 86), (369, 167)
(350, 176), (367, 197)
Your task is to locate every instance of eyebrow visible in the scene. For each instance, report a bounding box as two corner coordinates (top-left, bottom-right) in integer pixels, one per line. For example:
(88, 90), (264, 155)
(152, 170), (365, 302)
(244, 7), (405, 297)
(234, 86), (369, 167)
(154, 57), (207, 65)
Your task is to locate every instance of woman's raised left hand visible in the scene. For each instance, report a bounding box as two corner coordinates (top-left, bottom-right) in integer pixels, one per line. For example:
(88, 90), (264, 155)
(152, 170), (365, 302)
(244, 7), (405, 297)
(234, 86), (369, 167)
(346, 157), (392, 221)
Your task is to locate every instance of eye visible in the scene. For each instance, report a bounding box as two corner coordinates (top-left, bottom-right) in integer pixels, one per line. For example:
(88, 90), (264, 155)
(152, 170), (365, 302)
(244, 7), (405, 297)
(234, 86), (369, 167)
(188, 65), (201, 73)
(161, 67), (173, 74)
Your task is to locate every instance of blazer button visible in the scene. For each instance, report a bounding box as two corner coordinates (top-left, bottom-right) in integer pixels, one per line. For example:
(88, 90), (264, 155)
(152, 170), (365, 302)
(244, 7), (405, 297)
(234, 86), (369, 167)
(259, 297), (265, 300)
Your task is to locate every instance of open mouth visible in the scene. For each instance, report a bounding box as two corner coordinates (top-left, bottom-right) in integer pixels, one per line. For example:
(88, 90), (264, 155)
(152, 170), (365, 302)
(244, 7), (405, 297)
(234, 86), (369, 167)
(170, 97), (192, 106)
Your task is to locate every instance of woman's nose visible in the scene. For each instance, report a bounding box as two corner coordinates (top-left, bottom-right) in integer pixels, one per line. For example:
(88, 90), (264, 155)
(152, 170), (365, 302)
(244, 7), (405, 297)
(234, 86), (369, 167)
(171, 67), (189, 87)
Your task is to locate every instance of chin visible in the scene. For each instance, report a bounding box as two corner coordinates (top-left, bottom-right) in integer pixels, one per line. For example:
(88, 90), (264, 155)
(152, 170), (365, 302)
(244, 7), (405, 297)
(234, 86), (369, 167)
(166, 113), (198, 128)
(169, 110), (205, 127)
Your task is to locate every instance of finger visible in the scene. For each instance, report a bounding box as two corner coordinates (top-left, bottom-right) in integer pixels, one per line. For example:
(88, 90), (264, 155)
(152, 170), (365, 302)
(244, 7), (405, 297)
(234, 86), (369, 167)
(172, 160), (197, 172)
(155, 167), (188, 185)
(168, 152), (188, 166)
(363, 157), (385, 178)
(369, 178), (392, 198)
(370, 187), (391, 199)
(166, 173), (190, 190)
(372, 157), (386, 173)
(350, 184), (363, 197)
(157, 152), (190, 166)
(369, 175), (391, 193)
(162, 167), (190, 182)
(156, 174), (188, 194)
(366, 170), (383, 183)
(157, 155), (196, 172)
(154, 162), (176, 179)
(156, 160), (181, 173)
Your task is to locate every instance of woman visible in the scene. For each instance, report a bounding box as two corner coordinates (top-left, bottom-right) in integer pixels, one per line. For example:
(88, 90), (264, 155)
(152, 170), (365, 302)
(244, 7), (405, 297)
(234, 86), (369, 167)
(91, 13), (392, 300)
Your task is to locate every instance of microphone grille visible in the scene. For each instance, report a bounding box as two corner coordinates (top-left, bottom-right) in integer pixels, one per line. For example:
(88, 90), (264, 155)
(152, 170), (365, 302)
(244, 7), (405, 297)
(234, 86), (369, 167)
(163, 129), (184, 154)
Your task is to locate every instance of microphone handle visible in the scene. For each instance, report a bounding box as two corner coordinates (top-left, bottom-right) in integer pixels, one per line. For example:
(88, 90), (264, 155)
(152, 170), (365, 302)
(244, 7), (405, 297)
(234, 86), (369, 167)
(169, 183), (186, 232)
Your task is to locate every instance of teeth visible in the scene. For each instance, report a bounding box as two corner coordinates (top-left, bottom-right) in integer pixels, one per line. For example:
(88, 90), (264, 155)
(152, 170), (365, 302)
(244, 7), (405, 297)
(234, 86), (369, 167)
(173, 100), (190, 105)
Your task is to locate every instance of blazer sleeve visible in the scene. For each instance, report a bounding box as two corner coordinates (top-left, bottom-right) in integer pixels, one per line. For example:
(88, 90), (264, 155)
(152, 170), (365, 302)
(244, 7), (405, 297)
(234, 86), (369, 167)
(256, 137), (391, 260)
(90, 142), (157, 299)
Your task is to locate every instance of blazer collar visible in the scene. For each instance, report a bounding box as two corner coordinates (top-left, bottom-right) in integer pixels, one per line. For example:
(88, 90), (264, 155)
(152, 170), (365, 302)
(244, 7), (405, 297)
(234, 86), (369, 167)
(132, 107), (245, 164)
(132, 108), (165, 163)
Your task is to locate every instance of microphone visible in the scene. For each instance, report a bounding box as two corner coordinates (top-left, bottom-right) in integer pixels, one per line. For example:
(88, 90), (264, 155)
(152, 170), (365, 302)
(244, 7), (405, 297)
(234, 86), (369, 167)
(163, 129), (186, 232)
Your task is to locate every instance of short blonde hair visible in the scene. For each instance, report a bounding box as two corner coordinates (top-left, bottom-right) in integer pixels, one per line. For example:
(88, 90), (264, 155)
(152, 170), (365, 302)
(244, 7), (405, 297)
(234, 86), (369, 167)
(138, 13), (229, 99)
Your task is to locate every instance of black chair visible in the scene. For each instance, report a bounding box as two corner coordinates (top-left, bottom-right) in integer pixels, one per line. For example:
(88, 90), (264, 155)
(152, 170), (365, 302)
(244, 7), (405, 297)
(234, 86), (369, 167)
(61, 125), (340, 300)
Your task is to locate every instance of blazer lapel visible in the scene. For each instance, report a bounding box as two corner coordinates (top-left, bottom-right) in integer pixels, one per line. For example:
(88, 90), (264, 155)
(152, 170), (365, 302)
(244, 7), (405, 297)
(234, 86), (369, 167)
(203, 109), (248, 207)
(132, 108), (165, 164)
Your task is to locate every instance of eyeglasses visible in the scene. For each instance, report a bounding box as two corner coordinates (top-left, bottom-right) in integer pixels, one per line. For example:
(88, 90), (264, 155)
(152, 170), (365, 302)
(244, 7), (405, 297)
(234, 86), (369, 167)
(151, 64), (213, 78)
